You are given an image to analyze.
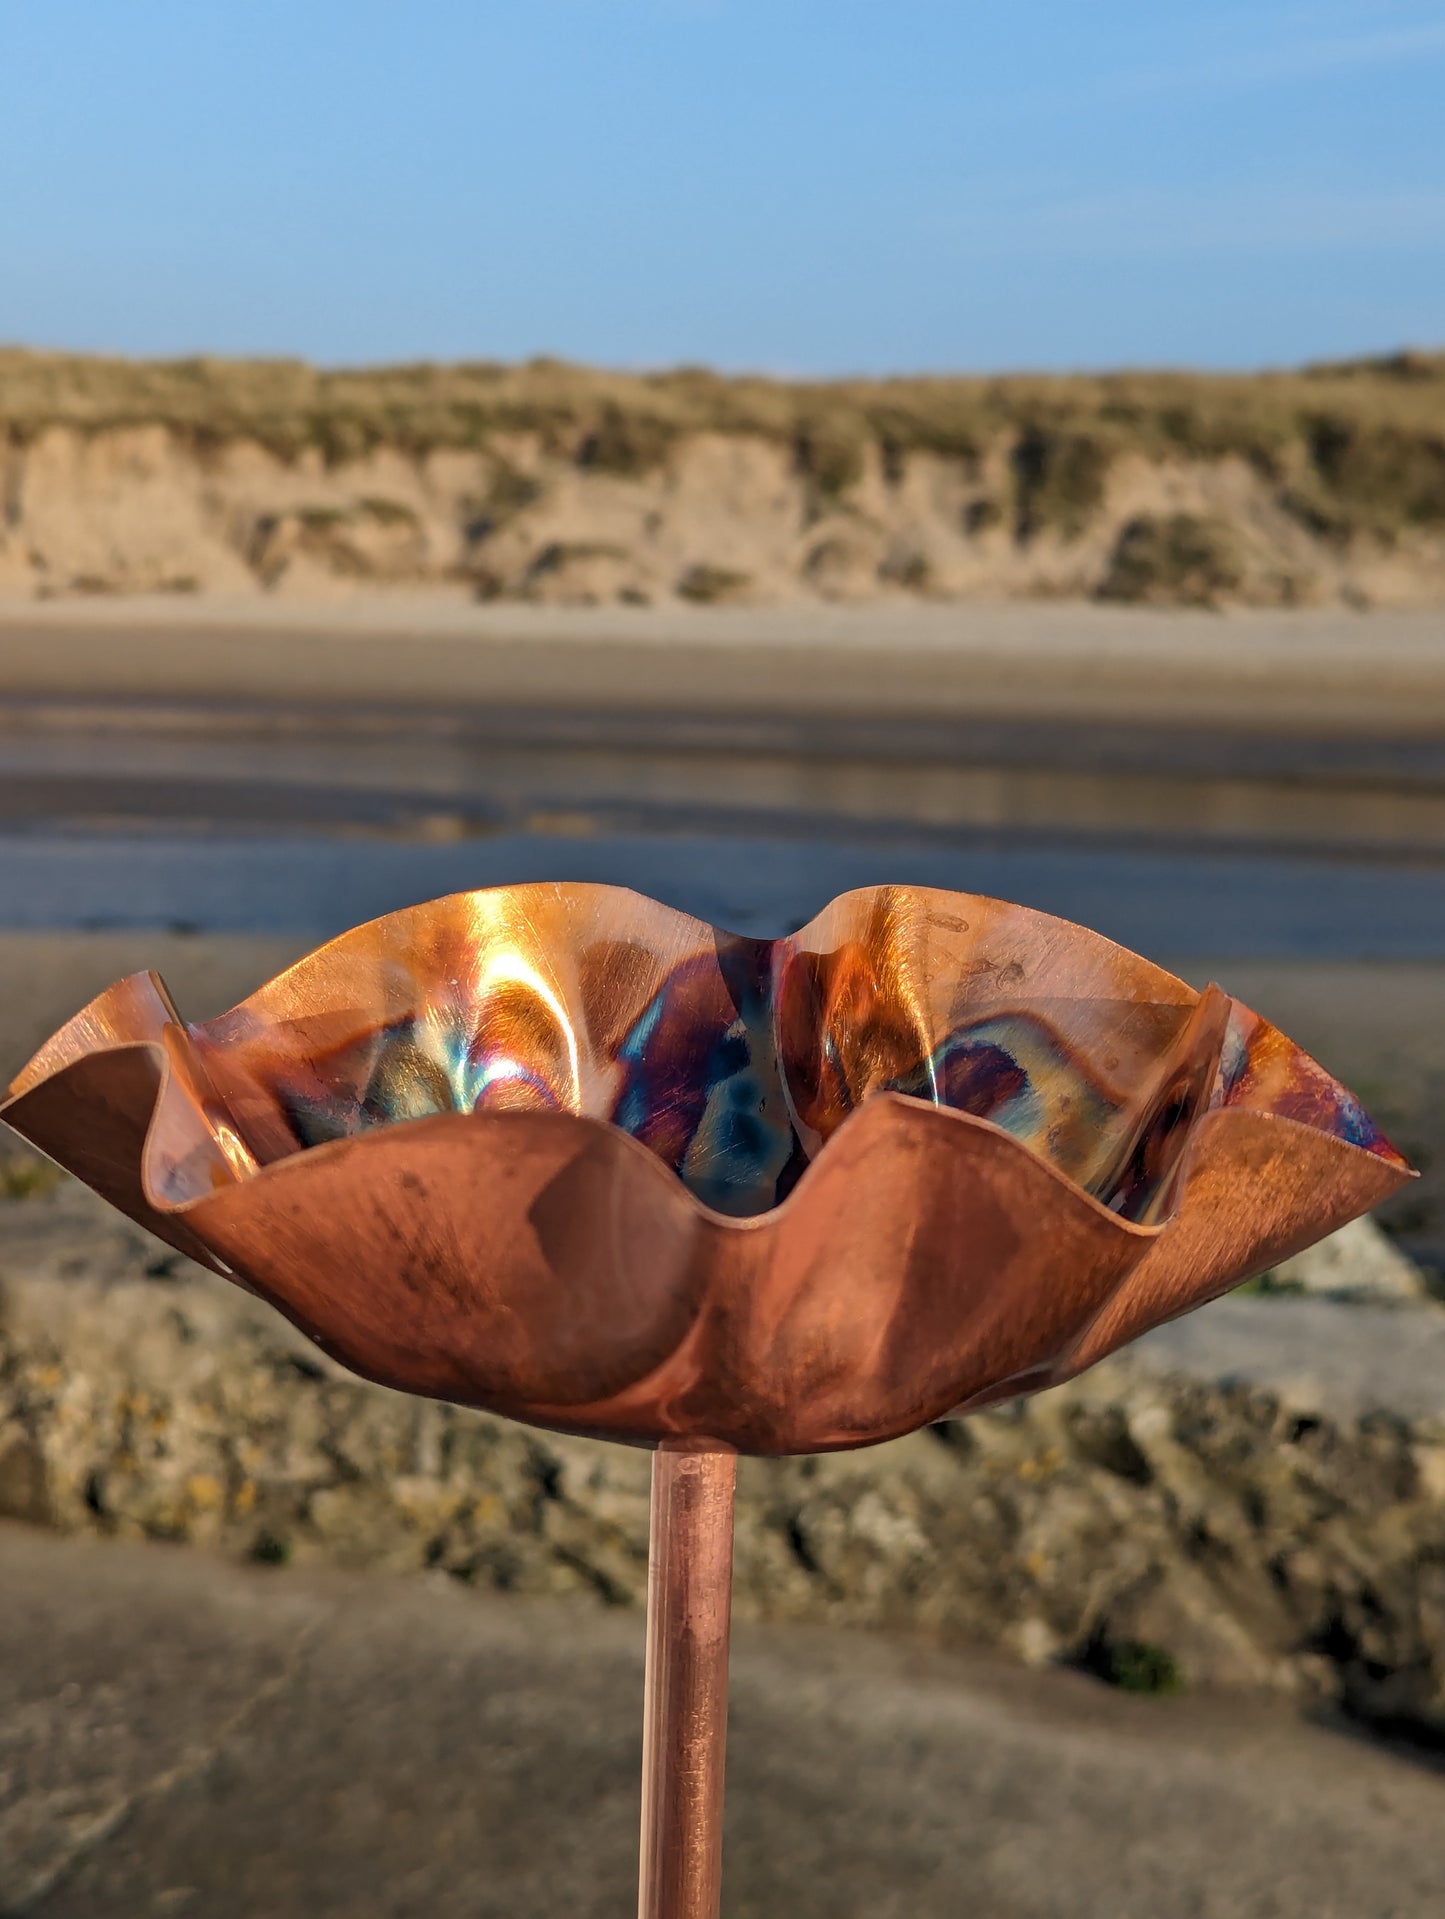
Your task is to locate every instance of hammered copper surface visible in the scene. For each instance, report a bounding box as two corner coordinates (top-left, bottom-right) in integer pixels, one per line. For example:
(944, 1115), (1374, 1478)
(1, 883), (1412, 1454)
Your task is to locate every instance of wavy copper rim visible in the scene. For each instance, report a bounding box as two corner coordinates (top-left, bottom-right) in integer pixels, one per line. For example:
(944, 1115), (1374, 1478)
(6, 1027), (1397, 1244)
(1, 881), (1414, 1455)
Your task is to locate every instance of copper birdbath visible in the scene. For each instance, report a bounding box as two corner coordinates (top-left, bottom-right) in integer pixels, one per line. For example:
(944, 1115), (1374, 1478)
(1, 882), (1413, 1917)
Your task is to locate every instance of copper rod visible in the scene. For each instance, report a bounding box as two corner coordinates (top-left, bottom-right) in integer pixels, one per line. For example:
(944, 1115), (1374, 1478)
(638, 1441), (737, 1919)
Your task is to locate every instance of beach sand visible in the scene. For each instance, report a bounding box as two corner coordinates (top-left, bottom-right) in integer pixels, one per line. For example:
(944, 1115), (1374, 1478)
(1, 594), (1443, 731)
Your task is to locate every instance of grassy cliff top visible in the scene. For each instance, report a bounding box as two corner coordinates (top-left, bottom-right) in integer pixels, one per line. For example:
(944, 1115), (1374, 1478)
(1, 344), (1442, 464)
(4, 347), (1445, 542)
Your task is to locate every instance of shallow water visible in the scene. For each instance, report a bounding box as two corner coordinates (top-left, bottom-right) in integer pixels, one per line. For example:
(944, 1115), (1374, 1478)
(0, 691), (1440, 957)
(0, 823), (1440, 958)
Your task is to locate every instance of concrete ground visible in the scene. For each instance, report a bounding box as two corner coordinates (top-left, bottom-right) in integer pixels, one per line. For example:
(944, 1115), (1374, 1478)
(1, 1522), (1441, 1919)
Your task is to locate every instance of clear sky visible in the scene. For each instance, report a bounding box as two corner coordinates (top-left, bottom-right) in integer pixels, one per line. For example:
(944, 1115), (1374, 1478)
(2, 1), (1442, 375)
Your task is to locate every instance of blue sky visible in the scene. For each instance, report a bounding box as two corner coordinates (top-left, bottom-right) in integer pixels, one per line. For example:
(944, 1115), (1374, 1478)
(1, 1), (1442, 373)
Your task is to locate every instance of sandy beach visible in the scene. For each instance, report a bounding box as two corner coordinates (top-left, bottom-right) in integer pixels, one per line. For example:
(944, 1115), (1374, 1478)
(1, 595), (1442, 732)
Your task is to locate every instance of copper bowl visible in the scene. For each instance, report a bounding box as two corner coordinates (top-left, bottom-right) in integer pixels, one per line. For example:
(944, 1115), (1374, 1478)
(1, 882), (1411, 1455)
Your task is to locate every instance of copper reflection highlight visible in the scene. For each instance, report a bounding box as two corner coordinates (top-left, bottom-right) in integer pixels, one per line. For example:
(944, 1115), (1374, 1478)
(1, 882), (1412, 1456)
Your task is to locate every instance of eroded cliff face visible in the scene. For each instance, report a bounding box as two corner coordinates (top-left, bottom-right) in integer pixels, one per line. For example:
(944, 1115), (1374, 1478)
(3, 1176), (1444, 1746)
(4, 421), (1445, 608)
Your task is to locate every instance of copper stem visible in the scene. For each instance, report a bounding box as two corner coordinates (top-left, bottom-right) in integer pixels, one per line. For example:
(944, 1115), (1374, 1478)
(638, 1441), (737, 1919)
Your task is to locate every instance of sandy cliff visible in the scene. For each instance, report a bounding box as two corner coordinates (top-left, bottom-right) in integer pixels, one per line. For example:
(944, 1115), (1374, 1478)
(3, 349), (1445, 608)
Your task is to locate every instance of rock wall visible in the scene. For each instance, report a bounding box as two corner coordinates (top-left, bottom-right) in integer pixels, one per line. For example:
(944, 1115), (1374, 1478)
(3, 1179), (1444, 1744)
(4, 422), (1445, 609)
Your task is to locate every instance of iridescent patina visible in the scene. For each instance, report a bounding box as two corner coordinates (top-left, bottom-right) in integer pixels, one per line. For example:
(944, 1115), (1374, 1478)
(2, 883), (1409, 1455)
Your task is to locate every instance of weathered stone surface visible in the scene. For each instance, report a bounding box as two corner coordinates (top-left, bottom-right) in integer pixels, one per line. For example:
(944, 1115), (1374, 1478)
(3, 1179), (1444, 1745)
(1268, 1214), (1429, 1302)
